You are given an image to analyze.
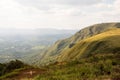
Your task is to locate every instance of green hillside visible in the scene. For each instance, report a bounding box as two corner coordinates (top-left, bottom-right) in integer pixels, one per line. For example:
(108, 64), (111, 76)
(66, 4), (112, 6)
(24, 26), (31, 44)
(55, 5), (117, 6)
(57, 28), (120, 62)
(39, 23), (120, 65)
(34, 28), (120, 80)
(1, 23), (120, 80)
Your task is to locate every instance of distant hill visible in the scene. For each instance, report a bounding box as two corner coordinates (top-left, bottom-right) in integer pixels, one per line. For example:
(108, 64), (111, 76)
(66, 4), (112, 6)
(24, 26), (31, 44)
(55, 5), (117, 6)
(39, 23), (120, 65)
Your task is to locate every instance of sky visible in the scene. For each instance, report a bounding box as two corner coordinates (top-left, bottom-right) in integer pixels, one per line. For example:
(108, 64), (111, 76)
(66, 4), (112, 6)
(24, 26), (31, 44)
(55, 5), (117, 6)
(0, 0), (120, 29)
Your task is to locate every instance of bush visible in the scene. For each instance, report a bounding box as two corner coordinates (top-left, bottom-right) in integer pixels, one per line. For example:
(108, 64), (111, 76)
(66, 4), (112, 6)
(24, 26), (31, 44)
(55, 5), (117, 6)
(1, 60), (25, 76)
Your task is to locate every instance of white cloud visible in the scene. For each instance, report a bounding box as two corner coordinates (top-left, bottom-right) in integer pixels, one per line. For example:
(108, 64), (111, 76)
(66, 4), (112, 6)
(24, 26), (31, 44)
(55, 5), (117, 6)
(0, 0), (119, 29)
(99, 0), (120, 20)
(16, 0), (103, 6)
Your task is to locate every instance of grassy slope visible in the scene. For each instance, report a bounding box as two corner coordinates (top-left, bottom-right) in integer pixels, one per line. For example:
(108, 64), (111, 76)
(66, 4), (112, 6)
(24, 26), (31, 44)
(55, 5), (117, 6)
(35, 53), (120, 80)
(58, 29), (120, 62)
(34, 29), (120, 80)
(2, 26), (120, 80)
(39, 23), (120, 65)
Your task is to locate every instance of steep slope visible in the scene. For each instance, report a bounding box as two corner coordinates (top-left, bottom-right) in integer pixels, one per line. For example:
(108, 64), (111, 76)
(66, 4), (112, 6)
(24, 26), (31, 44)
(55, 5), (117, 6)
(39, 23), (120, 65)
(2, 28), (120, 79)
(4, 28), (120, 80)
(57, 28), (120, 62)
(34, 29), (120, 80)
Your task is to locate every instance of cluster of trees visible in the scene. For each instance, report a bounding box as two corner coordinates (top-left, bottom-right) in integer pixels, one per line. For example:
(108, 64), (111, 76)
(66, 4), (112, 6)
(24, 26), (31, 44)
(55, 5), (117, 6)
(0, 60), (25, 76)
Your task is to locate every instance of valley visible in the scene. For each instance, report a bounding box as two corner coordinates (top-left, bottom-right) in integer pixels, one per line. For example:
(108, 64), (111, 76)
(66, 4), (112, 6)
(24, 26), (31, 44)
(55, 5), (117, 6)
(0, 29), (77, 63)
(0, 0), (120, 79)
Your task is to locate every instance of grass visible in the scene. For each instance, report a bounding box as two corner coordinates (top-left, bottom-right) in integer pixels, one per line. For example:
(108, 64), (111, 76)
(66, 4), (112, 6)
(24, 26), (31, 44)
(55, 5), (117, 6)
(1, 27), (120, 80)
(38, 23), (120, 66)
(0, 71), (18, 79)
(0, 68), (26, 79)
(58, 29), (120, 61)
(34, 29), (120, 80)
(34, 53), (120, 80)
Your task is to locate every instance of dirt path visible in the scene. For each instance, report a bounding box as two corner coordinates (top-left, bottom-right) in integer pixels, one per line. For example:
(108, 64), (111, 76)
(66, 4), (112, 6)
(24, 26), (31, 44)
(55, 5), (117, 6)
(8, 68), (46, 80)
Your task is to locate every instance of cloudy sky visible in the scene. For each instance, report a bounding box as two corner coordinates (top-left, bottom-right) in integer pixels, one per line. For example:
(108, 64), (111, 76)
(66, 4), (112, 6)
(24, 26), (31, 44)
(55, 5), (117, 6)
(0, 0), (120, 29)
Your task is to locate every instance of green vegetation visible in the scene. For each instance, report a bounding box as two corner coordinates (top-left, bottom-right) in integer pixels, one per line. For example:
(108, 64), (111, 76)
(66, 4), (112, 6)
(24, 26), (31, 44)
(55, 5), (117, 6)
(58, 29), (120, 62)
(0, 23), (120, 80)
(34, 28), (120, 80)
(40, 23), (120, 65)
(0, 69), (20, 79)
(0, 60), (28, 79)
(35, 53), (120, 80)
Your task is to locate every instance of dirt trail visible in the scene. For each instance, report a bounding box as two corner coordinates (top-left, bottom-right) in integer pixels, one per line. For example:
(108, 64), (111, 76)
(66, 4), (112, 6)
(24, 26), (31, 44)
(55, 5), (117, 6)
(8, 68), (46, 80)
